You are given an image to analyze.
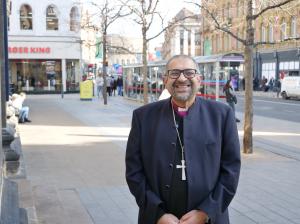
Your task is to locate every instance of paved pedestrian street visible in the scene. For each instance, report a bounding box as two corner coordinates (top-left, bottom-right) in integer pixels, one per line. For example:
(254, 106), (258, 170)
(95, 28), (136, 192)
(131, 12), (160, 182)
(16, 94), (300, 224)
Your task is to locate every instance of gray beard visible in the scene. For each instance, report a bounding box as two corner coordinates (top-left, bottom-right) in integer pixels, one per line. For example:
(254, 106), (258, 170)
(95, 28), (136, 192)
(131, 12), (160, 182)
(171, 85), (197, 102)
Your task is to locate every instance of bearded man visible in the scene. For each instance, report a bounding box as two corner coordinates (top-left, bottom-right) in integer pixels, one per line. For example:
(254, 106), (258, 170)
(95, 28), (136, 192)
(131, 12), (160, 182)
(126, 55), (241, 224)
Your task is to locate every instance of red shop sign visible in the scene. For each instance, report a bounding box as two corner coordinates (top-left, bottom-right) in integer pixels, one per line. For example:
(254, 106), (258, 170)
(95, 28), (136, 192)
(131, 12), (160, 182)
(8, 47), (51, 54)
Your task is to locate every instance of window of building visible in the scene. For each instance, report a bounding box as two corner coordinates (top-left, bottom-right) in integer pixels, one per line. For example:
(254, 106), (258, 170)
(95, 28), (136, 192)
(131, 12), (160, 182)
(215, 34), (219, 52)
(180, 30), (184, 54)
(195, 32), (201, 45)
(70, 6), (80, 31)
(236, 29), (239, 49)
(227, 3), (230, 17)
(188, 31), (191, 46)
(46, 5), (59, 30)
(261, 25), (266, 42)
(20, 4), (32, 30)
(291, 16), (297, 38)
(268, 25), (273, 42)
(280, 19), (287, 40)
(262, 63), (276, 80)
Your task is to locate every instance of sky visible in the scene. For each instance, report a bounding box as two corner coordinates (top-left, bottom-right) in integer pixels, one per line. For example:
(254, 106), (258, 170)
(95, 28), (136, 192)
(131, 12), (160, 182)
(106, 0), (198, 52)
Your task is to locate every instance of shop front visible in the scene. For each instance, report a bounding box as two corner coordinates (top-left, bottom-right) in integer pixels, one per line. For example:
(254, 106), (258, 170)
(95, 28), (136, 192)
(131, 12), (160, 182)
(8, 42), (81, 93)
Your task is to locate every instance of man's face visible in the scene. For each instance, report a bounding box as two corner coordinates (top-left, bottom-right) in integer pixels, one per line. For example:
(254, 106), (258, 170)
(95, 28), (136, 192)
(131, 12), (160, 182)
(165, 58), (200, 103)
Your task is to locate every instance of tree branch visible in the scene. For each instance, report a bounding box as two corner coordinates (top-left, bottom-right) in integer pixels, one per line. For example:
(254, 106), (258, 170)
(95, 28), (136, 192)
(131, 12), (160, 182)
(252, 0), (297, 20)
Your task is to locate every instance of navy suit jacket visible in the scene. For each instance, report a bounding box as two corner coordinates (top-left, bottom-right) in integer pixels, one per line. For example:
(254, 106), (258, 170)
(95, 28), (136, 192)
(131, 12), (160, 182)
(126, 97), (241, 224)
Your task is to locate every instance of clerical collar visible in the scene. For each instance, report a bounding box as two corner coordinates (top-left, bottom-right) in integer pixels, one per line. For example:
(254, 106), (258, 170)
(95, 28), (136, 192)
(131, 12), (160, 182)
(171, 100), (189, 118)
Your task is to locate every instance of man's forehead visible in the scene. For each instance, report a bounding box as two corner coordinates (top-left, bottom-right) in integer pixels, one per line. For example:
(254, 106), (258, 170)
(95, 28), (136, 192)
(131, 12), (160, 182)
(168, 58), (196, 69)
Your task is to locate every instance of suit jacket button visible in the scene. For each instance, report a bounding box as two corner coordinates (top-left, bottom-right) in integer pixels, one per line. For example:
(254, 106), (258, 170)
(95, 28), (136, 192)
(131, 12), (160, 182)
(169, 163), (173, 168)
(165, 185), (170, 189)
(171, 142), (176, 146)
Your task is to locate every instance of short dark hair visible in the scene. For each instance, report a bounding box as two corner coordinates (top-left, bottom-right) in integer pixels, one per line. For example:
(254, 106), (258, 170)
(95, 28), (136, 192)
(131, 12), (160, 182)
(165, 55), (199, 73)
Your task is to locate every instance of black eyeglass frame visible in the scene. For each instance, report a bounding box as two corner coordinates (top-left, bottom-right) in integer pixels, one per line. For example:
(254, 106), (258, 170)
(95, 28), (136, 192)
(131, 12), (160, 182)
(167, 69), (198, 79)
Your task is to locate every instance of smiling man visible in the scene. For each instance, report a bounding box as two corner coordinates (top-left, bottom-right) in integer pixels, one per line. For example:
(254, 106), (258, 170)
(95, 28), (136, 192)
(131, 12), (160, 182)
(126, 55), (241, 224)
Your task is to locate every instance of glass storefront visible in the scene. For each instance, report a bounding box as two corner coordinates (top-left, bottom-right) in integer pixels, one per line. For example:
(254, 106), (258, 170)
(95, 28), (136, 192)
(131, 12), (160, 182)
(123, 65), (165, 102)
(9, 59), (80, 93)
(66, 60), (80, 91)
(9, 59), (61, 92)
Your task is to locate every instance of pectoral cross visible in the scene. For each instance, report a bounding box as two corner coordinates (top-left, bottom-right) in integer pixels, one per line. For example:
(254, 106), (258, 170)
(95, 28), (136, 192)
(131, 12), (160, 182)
(176, 159), (186, 181)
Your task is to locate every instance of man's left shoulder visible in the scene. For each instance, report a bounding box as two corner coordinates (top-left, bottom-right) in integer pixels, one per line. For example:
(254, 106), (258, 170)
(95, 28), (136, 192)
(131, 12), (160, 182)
(199, 97), (230, 112)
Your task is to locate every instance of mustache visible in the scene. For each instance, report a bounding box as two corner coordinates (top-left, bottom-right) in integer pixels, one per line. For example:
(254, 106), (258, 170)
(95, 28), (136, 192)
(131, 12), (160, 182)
(172, 80), (192, 87)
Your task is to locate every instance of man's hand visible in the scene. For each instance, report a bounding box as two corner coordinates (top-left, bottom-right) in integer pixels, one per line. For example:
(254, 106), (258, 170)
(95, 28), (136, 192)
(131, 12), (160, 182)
(179, 210), (208, 224)
(157, 213), (180, 224)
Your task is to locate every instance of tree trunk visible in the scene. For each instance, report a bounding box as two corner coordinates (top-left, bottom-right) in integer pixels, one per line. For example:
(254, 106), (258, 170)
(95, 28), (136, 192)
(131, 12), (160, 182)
(243, 45), (253, 154)
(243, 0), (254, 154)
(142, 30), (148, 104)
(102, 30), (108, 105)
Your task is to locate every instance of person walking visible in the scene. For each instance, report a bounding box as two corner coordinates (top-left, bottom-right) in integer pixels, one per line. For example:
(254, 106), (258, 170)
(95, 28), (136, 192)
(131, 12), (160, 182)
(126, 55), (241, 224)
(223, 80), (240, 122)
(116, 76), (123, 96)
(95, 73), (104, 98)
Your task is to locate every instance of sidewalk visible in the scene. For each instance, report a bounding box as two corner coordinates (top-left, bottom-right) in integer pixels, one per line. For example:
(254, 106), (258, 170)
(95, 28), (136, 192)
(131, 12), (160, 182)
(236, 90), (281, 99)
(17, 94), (300, 224)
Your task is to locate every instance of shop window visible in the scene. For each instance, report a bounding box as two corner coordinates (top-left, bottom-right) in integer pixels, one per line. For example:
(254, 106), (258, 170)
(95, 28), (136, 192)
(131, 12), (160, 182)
(46, 5), (59, 30)
(70, 6), (80, 31)
(291, 16), (297, 38)
(20, 4), (32, 30)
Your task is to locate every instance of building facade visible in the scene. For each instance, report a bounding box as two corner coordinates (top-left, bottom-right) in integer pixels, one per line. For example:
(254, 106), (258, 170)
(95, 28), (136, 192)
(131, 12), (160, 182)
(162, 8), (201, 60)
(200, 0), (300, 81)
(8, 0), (81, 93)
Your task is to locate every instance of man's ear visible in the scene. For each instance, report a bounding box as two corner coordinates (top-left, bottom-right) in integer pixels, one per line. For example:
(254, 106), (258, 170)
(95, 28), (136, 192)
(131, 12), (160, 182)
(163, 75), (168, 84)
(196, 74), (202, 82)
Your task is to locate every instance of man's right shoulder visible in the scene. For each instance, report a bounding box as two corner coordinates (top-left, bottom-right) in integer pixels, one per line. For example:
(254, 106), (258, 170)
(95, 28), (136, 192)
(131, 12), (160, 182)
(133, 99), (169, 115)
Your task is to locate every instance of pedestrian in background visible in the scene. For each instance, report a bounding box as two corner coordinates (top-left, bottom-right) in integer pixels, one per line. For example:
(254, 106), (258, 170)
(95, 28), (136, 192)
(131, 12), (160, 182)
(223, 80), (240, 122)
(275, 79), (281, 98)
(126, 54), (241, 224)
(95, 73), (104, 98)
(11, 92), (32, 123)
(106, 75), (112, 96)
(116, 76), (123, 96)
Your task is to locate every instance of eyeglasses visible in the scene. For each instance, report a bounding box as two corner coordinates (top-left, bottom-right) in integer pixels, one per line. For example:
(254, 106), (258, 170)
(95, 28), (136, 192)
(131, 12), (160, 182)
(167, 69), (197, 79)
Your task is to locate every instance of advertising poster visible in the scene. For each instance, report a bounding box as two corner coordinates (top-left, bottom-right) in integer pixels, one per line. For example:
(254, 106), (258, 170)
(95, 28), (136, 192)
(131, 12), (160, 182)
(80, 80), (93, 100)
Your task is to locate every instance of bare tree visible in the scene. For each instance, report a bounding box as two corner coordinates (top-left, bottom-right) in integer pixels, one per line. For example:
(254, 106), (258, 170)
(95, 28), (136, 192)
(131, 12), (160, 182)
(81, 0), (131, 105)
(192, 0), (299, 153)
(124, 0), (198, 104)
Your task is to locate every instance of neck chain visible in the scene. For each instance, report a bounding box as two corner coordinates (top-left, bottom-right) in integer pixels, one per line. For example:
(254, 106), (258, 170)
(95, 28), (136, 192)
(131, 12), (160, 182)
(172, 103), (187, 181)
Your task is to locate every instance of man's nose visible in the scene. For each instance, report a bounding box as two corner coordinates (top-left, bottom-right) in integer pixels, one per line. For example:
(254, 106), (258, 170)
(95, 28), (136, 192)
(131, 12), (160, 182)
(177, 72), (187, 81)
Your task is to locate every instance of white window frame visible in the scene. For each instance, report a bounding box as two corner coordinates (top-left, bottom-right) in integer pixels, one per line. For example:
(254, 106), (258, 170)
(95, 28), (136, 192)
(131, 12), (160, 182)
(291, 16), (297, 38)
(280, 21), (287, 40)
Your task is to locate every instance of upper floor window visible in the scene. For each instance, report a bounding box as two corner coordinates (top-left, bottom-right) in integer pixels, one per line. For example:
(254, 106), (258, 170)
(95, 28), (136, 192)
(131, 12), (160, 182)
(269, 25), (273, 42)
(46, 5), (58, 30)
(20, 4), (32, 30)
(291, 16), (297, 38)
(70, 6), (80, 31)
(261, 25), (266, 42)
(227, 3), (230, 17)
(280, 19), (287, 40)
